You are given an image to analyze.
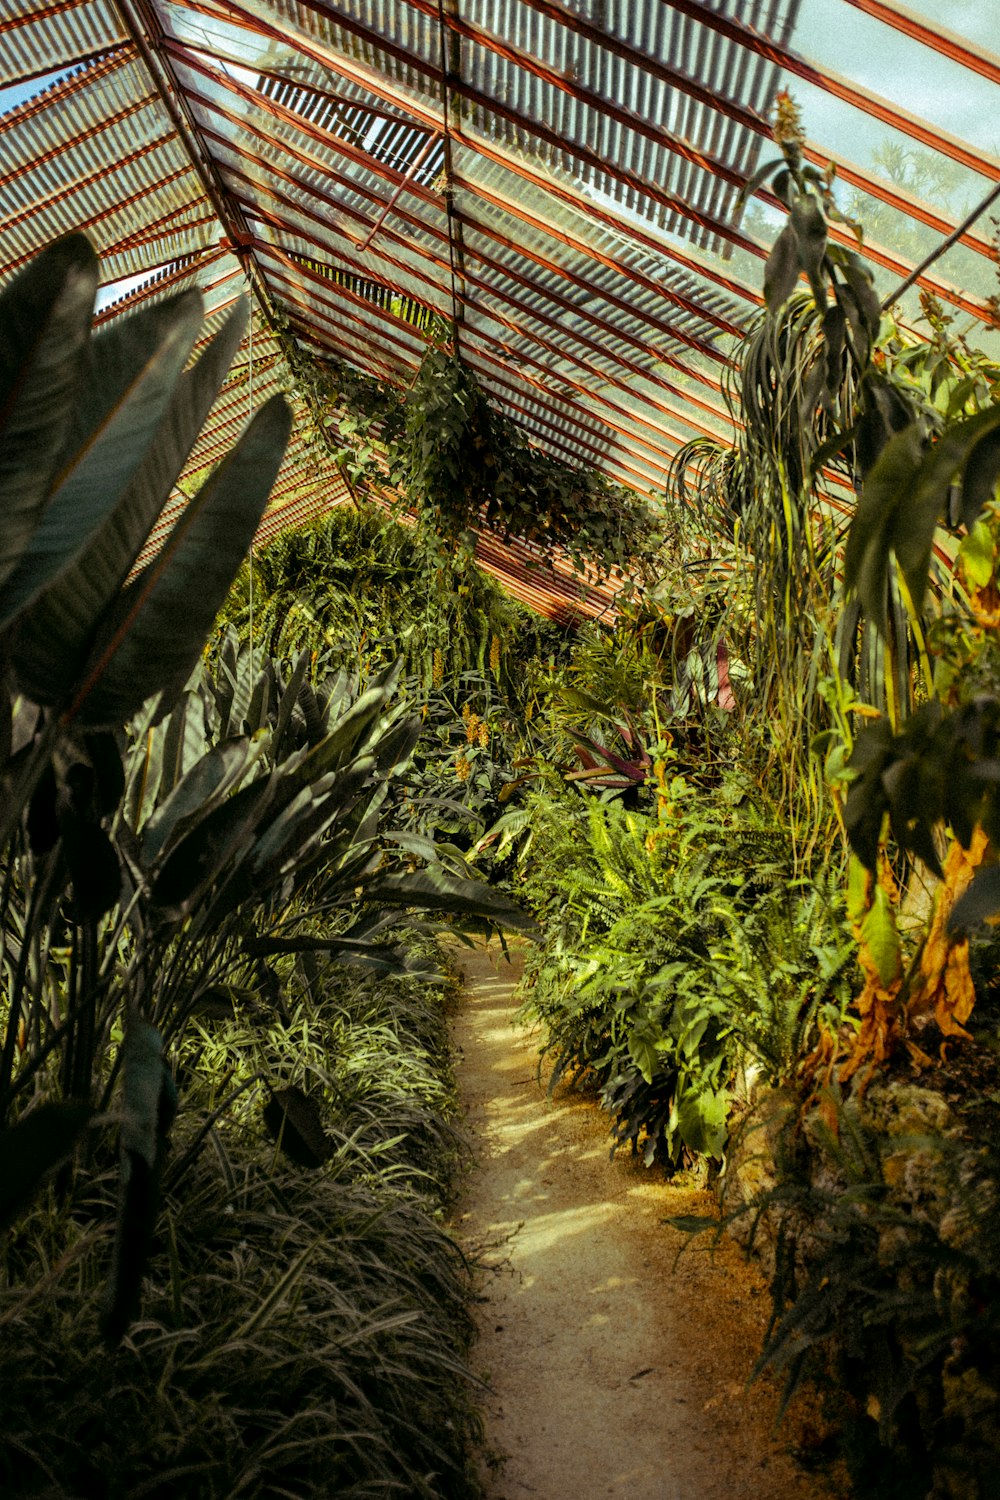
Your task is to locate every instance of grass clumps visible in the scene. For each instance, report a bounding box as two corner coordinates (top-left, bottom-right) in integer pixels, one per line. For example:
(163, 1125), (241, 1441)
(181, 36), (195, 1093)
(0, 954), (482, 1500)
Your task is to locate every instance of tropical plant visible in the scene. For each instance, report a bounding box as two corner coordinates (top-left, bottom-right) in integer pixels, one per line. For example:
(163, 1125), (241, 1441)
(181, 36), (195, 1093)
(0, 232), (290, 1291)
(0, 238), (531, 1348)
(397, 345), (661, 580)
(752, 1091), (1000, 1500)
(511, 769), (843, 1169)
(0, 235), (290, 846)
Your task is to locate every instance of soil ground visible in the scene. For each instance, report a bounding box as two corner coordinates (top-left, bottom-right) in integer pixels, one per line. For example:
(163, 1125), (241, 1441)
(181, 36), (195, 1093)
(449, 944), (834, 1500)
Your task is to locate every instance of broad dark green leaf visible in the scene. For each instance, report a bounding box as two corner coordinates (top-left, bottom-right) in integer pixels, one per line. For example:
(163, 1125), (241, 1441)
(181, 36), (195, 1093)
(0, 235), (98, 592)
(949, 866), (1000, 933)
(85, 731), (126, 818)
(881, 755), (942, 876)
(839, 257), (882, 342)
(26, 760), (60, 855)
(0, 289), (205, 635)
(69, 394), (291, 727)
(0, 1101), (94, 1231)
(63, 817), (121, 921)
(960, 427), (1000, 530)
(844, 424), (925, 626)
(821, 303), (846, 394)
(102, 1020), (178, 1346)
(262, 1087), (332, 1168)
(156, 689), (205, 806)
(363, 865), (537, 931)
(790, 195), (827, 297)
(736, 155), (786, 209)
(896, 406), (1000, 616)
(271, 652), (311, 761)
(120, 1019), (166, 1169)
(10, 301), (247, 704)
(148, 774), (274, 921)
(142, 737), (255, 864)
(763, 224), (800, 313)
(275, 672), (398, 809)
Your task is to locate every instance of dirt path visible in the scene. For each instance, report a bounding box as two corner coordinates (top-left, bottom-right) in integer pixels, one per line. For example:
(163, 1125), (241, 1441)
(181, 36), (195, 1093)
(450, 945), (832, 1500)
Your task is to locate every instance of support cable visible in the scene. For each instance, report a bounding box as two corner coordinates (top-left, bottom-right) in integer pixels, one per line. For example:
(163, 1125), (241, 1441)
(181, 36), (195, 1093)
(247, 301), (255, 681)
(881, 179), (1000, 312)
(435, 0), (463, 348)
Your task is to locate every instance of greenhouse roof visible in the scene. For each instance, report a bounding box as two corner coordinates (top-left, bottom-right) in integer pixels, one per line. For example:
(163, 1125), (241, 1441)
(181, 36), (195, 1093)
(2, 0), (999, 616)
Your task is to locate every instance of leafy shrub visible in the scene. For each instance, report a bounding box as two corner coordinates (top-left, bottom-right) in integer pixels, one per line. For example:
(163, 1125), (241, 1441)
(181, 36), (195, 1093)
(513, 775), (851, 1169)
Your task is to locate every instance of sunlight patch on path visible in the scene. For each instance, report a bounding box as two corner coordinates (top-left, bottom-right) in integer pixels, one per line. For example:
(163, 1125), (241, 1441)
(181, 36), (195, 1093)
(450, 943), (831, 1500)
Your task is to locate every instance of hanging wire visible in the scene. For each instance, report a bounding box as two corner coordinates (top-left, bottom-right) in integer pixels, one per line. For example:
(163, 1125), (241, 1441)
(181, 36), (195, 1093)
(247, 297), (255, 681)
(435, 0), (463, 345)
(881, 178), (1000, 311)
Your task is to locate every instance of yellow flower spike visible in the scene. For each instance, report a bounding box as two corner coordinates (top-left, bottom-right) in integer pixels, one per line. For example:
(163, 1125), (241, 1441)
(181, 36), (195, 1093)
(772, 89), (805, 150)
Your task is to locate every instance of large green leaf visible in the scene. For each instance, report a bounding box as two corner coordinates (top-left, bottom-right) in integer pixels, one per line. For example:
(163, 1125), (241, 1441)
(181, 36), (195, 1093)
(141, 736), (256, 864)
(676, 1085), (728, 1159)
(790, 195), (827, 298)
(363, 865), (537, 931)
(273, 666), (400, 810)
(860, 886), (901, 986)
(9, 301), (248, 704)
(0, 235), (98, 592)
(960, 426), (1000, 529)
(763, 223), (800, 313)
(155, 687), (210, 805)
(847, 407), (1000, 628)
(148, 775), (275, 923)
(0, 288), (205, 633)
(69, 394), (291, 727)
(270, 652), (311, 761)
(844, 424), (924, 626)
(895, 406), (1000, 615)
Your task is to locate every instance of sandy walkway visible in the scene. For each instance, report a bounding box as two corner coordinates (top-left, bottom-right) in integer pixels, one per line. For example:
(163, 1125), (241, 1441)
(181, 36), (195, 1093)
(450, 944), (832, 1500)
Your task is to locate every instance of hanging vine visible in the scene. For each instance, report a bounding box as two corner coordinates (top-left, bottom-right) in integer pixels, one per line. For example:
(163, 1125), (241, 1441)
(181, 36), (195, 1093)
(268, 306), (661, 584)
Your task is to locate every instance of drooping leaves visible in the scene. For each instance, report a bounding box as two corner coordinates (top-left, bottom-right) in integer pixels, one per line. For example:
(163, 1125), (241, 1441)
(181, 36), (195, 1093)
(763, 223), (801, 313)
(69, 395), (292, 727)
(845, 406), (1000, 628)
(0, 234), (98, 592)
